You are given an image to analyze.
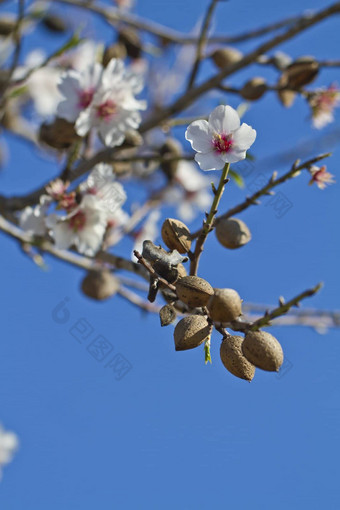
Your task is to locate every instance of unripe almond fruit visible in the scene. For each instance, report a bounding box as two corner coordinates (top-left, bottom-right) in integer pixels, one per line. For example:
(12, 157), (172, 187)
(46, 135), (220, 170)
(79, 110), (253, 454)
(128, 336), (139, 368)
(161, 218), (191, 254)
(242, 330), (284, 372)
(103, 43), (127, 66)
(215, 217), (251, 249)
(240, 77), (267, 101)
(174, 315), (211, 351)
(176, 276), (214, 308)
(160, 138), (182, 181)
(220, 335), (255, 381)
(211, 47), (243, 69)
(207, 288), (242, 323)
(81, 270), (120, 300)
(39, 118), (80, 150)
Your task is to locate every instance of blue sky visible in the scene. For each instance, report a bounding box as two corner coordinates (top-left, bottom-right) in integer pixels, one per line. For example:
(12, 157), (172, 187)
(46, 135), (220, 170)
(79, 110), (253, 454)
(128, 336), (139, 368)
(0, 1), (339, 509)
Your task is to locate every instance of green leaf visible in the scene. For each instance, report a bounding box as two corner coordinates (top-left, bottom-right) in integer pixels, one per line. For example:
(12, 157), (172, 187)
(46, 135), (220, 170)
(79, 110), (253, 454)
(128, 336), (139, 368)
(204, 338), (212, 365)
(7, 85), (29, 99)
(229, 169), (245, 188)
(54, 32), (83, 58)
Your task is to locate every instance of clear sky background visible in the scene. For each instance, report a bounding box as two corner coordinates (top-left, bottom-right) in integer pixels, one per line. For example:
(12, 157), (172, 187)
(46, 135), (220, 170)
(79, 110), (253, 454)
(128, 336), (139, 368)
(0, 0), (339, 509)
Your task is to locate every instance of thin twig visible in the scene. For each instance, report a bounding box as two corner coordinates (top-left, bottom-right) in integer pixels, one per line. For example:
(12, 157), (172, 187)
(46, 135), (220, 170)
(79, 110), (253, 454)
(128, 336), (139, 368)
(0, 0), (25, 108)
(0, 214), (147, 279)
(118, 286), (161, 313)
(190, 162), (230, 275)
(190, 152), (331, 239)
(54, 0), (306, 45)
(133, 250), (177, 292)
(186, 0), (220, 90)
(249, 283), (323, 331)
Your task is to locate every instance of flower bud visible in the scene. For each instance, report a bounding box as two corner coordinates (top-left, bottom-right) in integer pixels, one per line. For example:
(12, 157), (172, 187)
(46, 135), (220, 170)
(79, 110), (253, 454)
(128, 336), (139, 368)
(277, 57), (319, 108)
(161, 218), (191, 254)
(118, 27), (142, 59)
(102, 43), (127, 66)
(242, 330), (284, 372)
(215, 217), (251, 249)
(176, 276), (214, 308)
(0, 17), (16, 36)
(220, 335), (255, 381)
(39, 118), (80, 150)
(240, 78), (267, 101)
(207, 288), (242, 323)
(160, 138), (182, 181)
(81, 270), (120, 301)
(42, 13), (68, 33)
(174, 315), (211, 351)
(211, 47), (243, 69)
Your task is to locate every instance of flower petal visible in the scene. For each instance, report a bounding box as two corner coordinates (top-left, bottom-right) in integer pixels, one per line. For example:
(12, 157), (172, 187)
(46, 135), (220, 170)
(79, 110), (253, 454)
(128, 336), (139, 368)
(185, 120), (214, 152)
(209, 105), (240, 134)
(232, 123), (256, 150)
(195, 151), (225, 171)
(223, 148), (247, 163)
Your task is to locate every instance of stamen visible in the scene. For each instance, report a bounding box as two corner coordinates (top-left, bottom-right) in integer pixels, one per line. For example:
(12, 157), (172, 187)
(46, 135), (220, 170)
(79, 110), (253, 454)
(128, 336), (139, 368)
(96, 100), (117, 121)
(212, 133), (233, 154)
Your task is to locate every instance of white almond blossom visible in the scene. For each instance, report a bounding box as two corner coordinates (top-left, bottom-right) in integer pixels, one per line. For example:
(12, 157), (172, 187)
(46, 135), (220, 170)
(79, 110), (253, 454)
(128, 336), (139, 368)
(13, 50), (62, 117)
(57, 62), (103, 123)
(81, 163), (127, 219)
(47, 194), (108, 256)
(0, 425), (19, 480)
(164, 161), (211, 222)
(57, 59), (146, 147)
(19, 194), (51, 236)
(185, 105), (256, 171)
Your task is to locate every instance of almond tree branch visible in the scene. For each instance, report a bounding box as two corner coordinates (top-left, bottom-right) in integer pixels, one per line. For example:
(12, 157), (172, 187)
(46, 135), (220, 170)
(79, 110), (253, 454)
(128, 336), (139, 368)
(186, 0), (220, 90)
(0, 0), (25, 109)
(139, 2), (340, 133)
(249, 283), (323, 331)
(189, 152), (331, 240)
(54, 0), (306, 45)
(0, 214), (147, 279)
(190, 162), (230, 275)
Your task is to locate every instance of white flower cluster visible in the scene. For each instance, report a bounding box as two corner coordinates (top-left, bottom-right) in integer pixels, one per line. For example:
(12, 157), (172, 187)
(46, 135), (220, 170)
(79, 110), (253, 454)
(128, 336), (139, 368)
(57, 58), (146, 147)
(20, 164), (128, 256)
(0, 425), (19, 480)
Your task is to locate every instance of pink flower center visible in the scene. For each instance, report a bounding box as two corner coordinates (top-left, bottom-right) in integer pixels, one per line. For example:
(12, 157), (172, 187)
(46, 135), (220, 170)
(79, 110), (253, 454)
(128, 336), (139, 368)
(96, 100), (117, 121)
(212, 133), (233, 154)
(68, 210), (86, 231)
(78, 88), (95, 109)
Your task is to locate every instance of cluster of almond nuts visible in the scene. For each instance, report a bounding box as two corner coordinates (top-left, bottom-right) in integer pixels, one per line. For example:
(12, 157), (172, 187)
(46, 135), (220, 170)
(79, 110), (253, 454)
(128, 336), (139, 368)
(159, 217), (284, 382)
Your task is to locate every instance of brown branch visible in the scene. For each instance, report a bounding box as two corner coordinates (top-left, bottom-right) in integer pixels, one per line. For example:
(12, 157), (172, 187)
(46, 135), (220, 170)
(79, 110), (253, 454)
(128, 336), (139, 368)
(186, 0), (220, 90)
(53, 0), (306, 46)
(118, 286), (161, 313)
(0, 0), (25, 109)
(0, 214), (147, 279)
(249, 283), (323, 331)
(0, 153), (193, 213)
(139, 2), (340, 134)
